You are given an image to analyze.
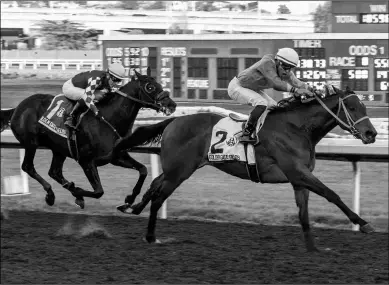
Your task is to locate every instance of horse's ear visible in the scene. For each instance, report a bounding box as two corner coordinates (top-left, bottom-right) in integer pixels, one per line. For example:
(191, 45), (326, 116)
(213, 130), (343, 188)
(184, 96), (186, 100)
(147, 66), (151, 77)
(134, 69), (142, 79)
(345, 86), (351, 93)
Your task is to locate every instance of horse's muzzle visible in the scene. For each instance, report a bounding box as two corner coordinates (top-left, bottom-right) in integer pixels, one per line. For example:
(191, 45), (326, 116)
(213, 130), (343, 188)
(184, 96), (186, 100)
(156, 91), (176, 116)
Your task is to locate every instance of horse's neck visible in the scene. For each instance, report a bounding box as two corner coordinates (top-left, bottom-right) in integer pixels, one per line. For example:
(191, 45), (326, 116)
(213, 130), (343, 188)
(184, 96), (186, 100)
(296, 96), (340, 145)
(101, 94), (140, 136)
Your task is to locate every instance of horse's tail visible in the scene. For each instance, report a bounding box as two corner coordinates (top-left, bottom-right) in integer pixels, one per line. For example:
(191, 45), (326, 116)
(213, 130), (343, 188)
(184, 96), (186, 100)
(0, 108), (15, 132)
(130, 117), (177, 147)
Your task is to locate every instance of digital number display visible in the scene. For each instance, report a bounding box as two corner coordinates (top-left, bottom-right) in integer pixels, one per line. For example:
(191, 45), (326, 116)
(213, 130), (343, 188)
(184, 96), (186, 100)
(294, 48), (325, 58)
(297, 59), (326, 68)
(341, 69), (369, 91)
(295, 70), (326, 80)
(360, 13), (389, 24)
(356, 94), (384, 102)
(295, 47), (327, 89)
(374, 58), (389, 91)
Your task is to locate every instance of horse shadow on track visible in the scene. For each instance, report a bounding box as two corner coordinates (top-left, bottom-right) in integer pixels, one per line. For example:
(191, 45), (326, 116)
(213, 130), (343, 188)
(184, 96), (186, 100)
(1, 210), (388, 284)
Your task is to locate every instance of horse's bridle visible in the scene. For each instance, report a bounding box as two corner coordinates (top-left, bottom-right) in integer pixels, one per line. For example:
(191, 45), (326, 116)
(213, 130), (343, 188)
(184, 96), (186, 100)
(313, 88), (370, 139)
(97, 81), (170, 140)
(115, 81), (169, 112)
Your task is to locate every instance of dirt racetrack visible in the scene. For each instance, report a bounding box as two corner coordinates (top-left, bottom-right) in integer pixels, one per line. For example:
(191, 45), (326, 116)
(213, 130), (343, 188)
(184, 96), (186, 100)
(1, 210), (388, 284)
(1, 79), (388, 284)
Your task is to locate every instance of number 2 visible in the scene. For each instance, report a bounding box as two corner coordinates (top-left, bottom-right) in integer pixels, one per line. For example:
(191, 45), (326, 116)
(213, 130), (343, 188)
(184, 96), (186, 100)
(211, 131), (227, 154)
(47, 100), (64, 119)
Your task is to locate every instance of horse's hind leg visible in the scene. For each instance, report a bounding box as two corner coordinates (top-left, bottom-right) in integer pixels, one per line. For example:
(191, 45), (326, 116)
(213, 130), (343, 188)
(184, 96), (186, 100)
(110, 152), (148, 206)
(294, 186), (318, 252)
(21, 146), (55, 206)
(48, 151), (84, 206)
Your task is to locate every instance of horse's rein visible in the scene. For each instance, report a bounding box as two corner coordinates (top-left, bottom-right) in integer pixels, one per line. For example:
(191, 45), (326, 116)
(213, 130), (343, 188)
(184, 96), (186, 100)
(313, 91), (369, 138)
(97, 83), (168, 139)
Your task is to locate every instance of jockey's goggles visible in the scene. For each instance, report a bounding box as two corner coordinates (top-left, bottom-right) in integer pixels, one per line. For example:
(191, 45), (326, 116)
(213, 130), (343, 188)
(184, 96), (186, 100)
(279, 62), (295, 71)
(110, 76), (122, 83)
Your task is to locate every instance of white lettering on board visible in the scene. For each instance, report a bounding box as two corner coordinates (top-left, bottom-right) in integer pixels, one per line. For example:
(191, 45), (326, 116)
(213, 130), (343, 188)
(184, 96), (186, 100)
(349, 45), (378, 56)
(370, 5), (387, 13)
(187, 79), (209, 89)
(160, 47), (187, 57)
(293, 40), (322, 48)
(105, 47), (123, 57)
(335, 15), (359, 23)
(328, 57), (356, 67)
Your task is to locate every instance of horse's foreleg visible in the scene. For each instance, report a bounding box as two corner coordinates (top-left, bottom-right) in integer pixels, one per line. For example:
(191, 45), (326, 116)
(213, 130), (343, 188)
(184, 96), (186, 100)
(21, 146), (55, 206)
(131, 173), (164, 215)
(293, 186), (318, 252)
(283, 164), (373, 233)
(48, 151), (84, 206)
(110, 152), (147, 206)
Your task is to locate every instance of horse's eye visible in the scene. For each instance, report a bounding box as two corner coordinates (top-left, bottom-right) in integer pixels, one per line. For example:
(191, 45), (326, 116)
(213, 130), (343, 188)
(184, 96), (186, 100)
(145, 83), (156, 93)
(349, 107), (356, 111)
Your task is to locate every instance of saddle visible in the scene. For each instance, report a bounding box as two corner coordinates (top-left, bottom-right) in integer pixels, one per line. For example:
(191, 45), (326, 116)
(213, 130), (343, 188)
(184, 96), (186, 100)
(38, 95), (88, 162)
(227, 113), (260, 183)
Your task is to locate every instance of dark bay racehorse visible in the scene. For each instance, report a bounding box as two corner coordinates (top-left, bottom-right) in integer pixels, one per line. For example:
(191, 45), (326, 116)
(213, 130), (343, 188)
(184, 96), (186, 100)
(109, 85), (377, 251)
(0, 68), (176, 209)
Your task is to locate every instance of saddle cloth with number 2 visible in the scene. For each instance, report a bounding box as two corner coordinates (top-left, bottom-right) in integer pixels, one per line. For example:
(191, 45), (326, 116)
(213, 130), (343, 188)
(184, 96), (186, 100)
(207, 117), (256, 164)
(38, 94), (74, 138)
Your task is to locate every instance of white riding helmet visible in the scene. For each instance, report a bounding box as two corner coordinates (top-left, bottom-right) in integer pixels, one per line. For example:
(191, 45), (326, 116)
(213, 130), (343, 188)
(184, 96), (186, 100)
(108, 63), (127, 80)
(275, 47), (300, 67)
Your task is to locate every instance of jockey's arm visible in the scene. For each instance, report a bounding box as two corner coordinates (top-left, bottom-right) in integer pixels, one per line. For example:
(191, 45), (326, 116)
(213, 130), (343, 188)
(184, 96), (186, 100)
(84, 76), (102, 114)
(257, 59), (296, 93)
(286, 71), (308, 89)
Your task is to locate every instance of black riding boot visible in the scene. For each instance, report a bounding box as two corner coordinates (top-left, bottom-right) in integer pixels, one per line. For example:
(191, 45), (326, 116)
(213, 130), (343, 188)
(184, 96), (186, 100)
(239, 105), (267, 143)
(64, 99), (84, 130)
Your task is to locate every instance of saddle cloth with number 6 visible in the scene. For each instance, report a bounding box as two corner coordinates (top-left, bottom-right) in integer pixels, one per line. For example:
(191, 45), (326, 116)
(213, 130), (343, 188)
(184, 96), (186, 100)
(38, 94), (74, 138)
(207, 117), (256, 164)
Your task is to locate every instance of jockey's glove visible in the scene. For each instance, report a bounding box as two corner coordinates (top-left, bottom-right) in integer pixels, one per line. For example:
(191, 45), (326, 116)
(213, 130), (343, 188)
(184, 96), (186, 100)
(294, 88), (314, 98)
(89, 104), (99, 116)
(306, 85), (316, 92)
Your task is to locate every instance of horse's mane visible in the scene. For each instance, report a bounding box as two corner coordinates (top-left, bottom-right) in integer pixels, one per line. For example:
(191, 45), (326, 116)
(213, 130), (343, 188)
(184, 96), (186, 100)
(268, 86), (343, 114)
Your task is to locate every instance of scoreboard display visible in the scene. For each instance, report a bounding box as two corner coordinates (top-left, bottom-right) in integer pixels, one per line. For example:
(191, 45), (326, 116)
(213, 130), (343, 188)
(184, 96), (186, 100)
(100, 33), (388, 105)
(331, 0), (388, 33)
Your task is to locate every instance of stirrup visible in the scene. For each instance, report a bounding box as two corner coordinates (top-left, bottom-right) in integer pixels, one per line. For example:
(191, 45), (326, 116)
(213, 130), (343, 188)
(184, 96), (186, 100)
(239, 134), (256, 143)
(64, 119), (77, 130)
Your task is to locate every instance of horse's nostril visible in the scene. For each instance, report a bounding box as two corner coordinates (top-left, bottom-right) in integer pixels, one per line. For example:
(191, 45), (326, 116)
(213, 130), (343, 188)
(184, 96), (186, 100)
(366, 130), (376, 138)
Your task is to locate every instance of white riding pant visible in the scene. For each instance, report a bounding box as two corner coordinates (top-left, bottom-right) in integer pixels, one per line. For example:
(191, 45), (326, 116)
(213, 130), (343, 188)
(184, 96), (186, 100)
(62, 79), (87, 101)
(227, 77), (277, 107)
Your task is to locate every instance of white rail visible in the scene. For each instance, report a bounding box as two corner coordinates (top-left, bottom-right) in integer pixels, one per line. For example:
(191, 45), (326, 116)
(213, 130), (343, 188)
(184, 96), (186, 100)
(1, 59), (102, 71)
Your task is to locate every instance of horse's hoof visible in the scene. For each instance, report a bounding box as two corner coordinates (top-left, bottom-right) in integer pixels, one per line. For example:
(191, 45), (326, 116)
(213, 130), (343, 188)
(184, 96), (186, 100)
(124, 195), (135, 206)
(360, 223), (375, 233)
(143, 237), (161, 244)
(307, 246), (320, 253)
(116, 203), (130, 213)
(75, 198), (85, 209)
(45, 194), (55, 206)
(131, 204), (143, 215)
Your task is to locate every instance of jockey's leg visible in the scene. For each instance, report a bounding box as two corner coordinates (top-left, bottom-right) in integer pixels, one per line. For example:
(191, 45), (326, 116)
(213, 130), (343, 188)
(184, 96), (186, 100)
(62, 79), (86, 129)
(228, 77), (268, 143)
(64, 99), (85, 129)
(240, 105), (266, 143)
